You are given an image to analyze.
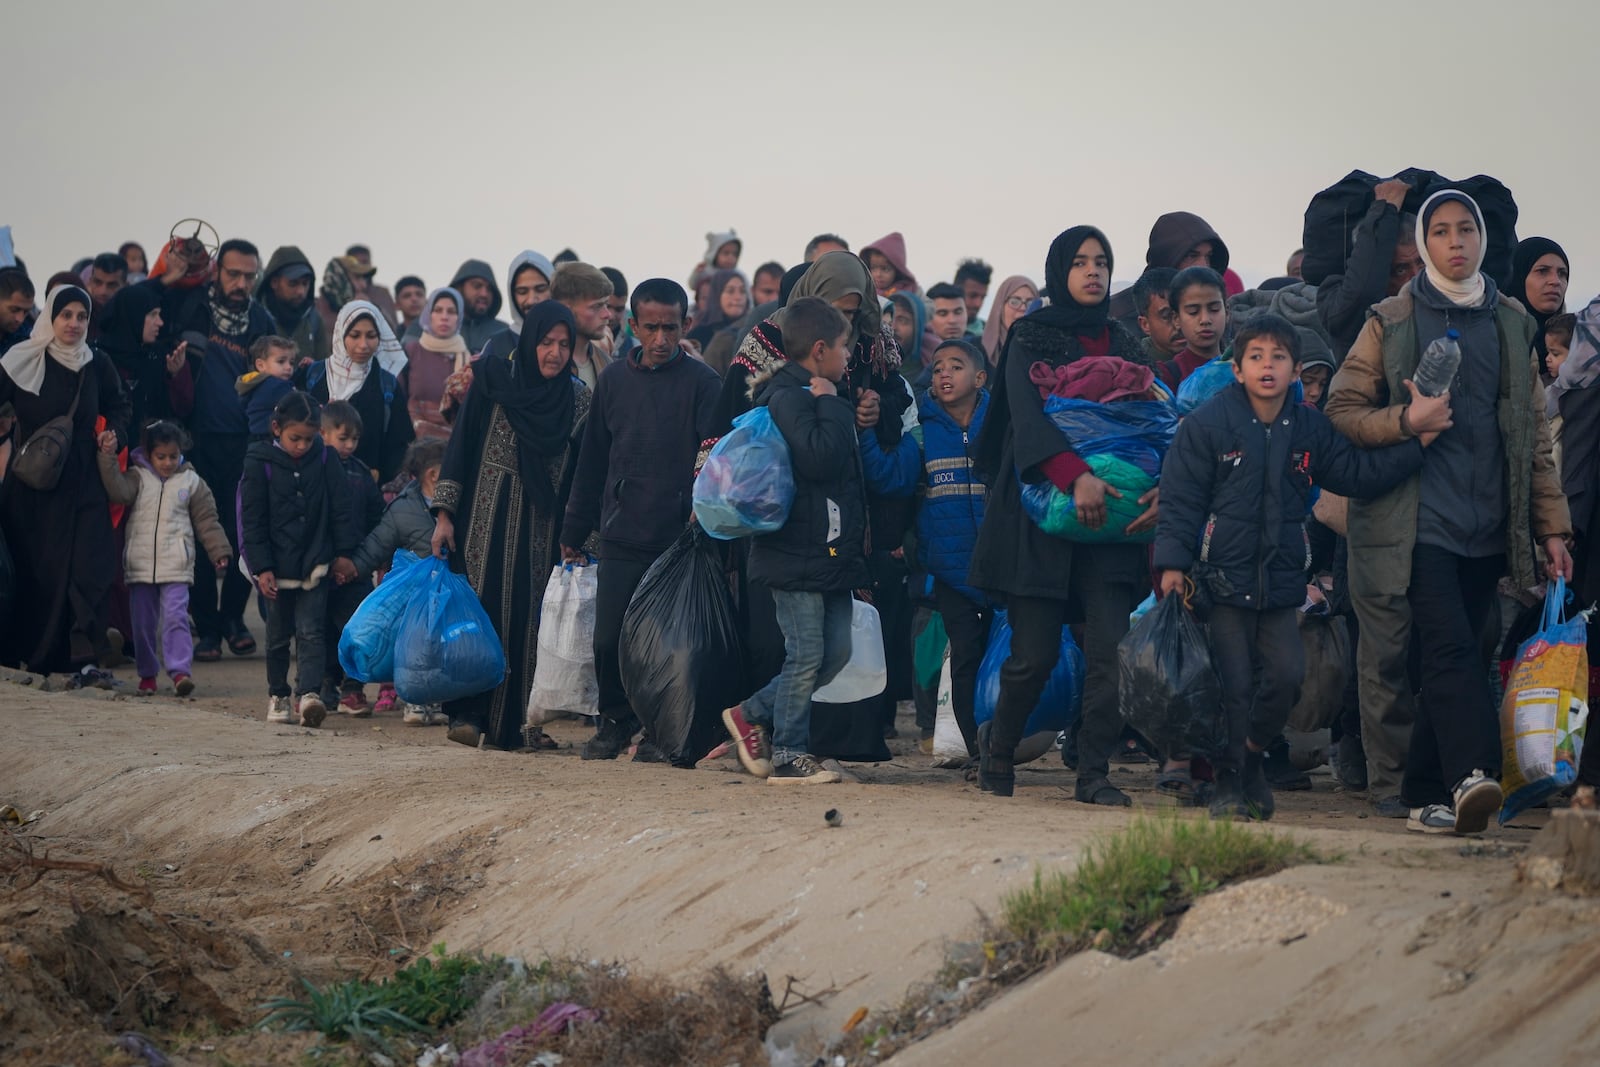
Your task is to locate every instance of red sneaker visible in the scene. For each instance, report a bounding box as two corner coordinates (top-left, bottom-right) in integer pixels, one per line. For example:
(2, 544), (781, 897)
(373, 686), (399, 713)
(721, 705), (773, 778)
(339, 690), (372, 718)
(172, 673), (195, 697)
(137, 677), (157, 696)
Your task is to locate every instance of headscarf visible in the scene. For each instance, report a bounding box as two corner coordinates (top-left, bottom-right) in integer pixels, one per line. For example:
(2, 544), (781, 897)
(1509, 236), (1569, 358)
(1028, 227), (1115, 335)
(478, 300), (579, 512)
(0, 285), (95, 395)
(507, 250), (557, 331)
(774, 252), (884, 354)
(321, 256), (356, 314)
(692, 269), (748, 336)
(327, 300), (405, 401)
(980, 274), (1038, 364)
(418, 287), (469, 361)
(103, 283), (162, 354)
(1415, 190), (1489, 309)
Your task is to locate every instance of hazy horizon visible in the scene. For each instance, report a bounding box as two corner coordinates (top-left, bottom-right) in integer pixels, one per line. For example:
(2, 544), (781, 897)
(6, 0), (1596, 317)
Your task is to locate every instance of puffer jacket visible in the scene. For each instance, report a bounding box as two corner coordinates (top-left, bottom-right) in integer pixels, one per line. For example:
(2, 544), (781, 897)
(748, 362), (870, 592)
(915, 389), (988, 602)
(351, 481), (435, 576)
(237, 438), (361, 583)
(98, 449), (231, 585)
(1155, 383), (1423, 610)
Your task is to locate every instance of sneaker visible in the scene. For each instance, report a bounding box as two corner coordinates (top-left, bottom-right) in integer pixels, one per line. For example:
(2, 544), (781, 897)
(721, 705), (773, 778)
(172, 673), (195, 697)
(1209, 768), (1249, 819)
(1242, 750), (1277, 820)
(193, 636), (223, 663)
(446, 721), (482, 748)
(137, 677), (157, 696)
(1334, 734), (1369, 791)
(297, 692), (326, 729)
(1452, 771), (1503, 835)
(339, 691), (371, 717)
(1262, 738), (1311, 792)
(582, 715), (635, 760)
(1371, 794), (1410, 819)
(402, 705), (428, 726)
(1407, 803), (1456, 834)
(768, 754), (842, 784)
(373, 686), (399, 714)
(424, 707), (449, 726)
(267, 696), (293, 724)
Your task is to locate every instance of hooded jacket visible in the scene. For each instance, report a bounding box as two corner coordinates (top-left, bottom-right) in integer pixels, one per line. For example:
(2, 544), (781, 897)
(747, 361), (871, 592)
(237, 437), (362, 583)
(480, 250), (558, 360)
(351, 481), (435, 576)
(235, 370), (292, 436)
(916, 388), (988, 603)
(861, 232), (918, 295)
(1155, 383), (1422, 611)
(255, 246), (330, 362)
(1145, 212), (1230, 273)
(98, 447), (231, 585)
(449, 259), (511, 354)
(688, 229), (741, 293)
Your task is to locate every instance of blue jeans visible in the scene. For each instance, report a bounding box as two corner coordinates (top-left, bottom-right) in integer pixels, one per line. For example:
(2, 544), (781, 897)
(745, 589), (854, 767)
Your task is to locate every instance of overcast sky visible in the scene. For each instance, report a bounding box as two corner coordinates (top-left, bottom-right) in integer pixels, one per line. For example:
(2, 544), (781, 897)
(5, 0), (1595, 312)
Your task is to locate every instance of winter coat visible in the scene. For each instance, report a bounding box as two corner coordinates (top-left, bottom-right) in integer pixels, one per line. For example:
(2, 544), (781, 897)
(861, 232), (918, 295)
(1314, 198), (1402, 359)
(1154, 384), (1423, 611)
(449, 259), (511, 355)
(915, 389), (988, 603)
(236, 371), (291, 437)
(748, 362), (871, 592)
(967, 318), (1151, 602)
(97, 449), (231, 585)
(337, 451), (386, 536)
(297, 359), (415, 483)
(255, 246), (330, 363)
(351, 481), (434, 577)
(237, 438), (362, 584)
(159, 284), (277, 437)
(1325, 288), (1569, 596)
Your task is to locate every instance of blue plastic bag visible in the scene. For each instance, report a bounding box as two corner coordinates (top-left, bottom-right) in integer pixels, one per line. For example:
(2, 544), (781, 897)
(693, 407), (796, 540)
(338, 549), (424, 682)
(1177, 356), (1303, 416)
(1040, 392), (1177, 480)
(393, 555), (507, 705)
(974, 609), (1084, 736)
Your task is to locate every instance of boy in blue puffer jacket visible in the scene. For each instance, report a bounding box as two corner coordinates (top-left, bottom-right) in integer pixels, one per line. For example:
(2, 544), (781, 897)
(1155, 314), (1439, 821)
(916, 339), (993, 757)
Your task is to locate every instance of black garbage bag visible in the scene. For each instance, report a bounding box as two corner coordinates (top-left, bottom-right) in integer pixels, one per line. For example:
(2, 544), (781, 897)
(1117, 593), (1224, 757)
(1285, 614), (1350, 733)
(620, 526), (746, 768)
(1301, 168), (1519, 290)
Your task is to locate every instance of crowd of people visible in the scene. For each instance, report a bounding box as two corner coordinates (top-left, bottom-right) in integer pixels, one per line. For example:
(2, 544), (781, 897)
(0, 176), (1593, 832)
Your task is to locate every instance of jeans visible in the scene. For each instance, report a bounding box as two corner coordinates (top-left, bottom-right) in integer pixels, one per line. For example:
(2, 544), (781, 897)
(745, 588), (854, 767)
(323, 579), (369, 693)
(1402, 546), (1504, 807)
(188, 432), (252, 640)
(990, 546), (1145, 784)
(1207, 605), (1305, 771)
(593, 556), (655, 725)
(129, 582), (192, 679)
(934, 580), (992, 757)
(265, 583), (329, 698)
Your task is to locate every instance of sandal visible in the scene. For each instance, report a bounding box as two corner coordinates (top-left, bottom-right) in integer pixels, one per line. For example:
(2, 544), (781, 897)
(1076, 778), (1132, 807)
(224, 619), (256, 656)
(1156, 766), (1200, 805)
(528, 729), (559, 751)
(193, 637), (222, 663)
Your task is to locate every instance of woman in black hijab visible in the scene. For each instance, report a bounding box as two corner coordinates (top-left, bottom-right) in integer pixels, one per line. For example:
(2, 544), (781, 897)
(968, 227), (1152, 802)
(99, 282), (174, 429)
(429, 301), (592, 751)
(1508, 237), (1570, 372)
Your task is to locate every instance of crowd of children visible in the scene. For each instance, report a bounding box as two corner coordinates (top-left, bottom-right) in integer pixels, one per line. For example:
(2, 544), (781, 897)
(0, 177), (1592, 835)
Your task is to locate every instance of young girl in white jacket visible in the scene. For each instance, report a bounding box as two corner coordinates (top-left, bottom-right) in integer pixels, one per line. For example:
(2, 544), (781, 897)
(98, 421), (232, 696)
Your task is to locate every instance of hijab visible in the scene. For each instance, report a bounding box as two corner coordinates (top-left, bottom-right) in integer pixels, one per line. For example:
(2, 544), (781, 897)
(980, 274), (1038, 364)
(774, 252), (880, 348)
(321, 256), (356, 313)
(327, 300), (405, 401)
(478, 300), (579, 512)
(1028, 226), (1114, 336)
(104, 283), (162, 355)
(418, 287), (470, 361)
(691, 269), (748, 337)
(1415, 190), (1489, 309)
(0, 285), (95, 395)
(1509, 236), (1569, 358)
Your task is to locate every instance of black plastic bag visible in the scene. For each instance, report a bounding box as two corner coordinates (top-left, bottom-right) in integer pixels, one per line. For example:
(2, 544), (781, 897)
(1301, 168), (1518, 289)
(1117, 594), (1223, 756)
(620, 526), (746, 768)
(1285, 614), (1349, 733)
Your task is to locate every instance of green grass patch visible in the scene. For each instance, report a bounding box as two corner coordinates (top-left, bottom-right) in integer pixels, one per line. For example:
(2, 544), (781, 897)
(1002, 814), (1320, 958)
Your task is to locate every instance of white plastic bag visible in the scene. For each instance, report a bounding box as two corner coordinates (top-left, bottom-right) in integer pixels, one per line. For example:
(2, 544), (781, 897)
(527, 563), (599, 724)
(931, 654), (968, 766)
(812, 599), (887, 704)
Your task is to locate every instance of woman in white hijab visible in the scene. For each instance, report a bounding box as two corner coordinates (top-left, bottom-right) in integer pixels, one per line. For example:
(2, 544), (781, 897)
(297, 298), (414, 483)
(0, 284), (133, 672)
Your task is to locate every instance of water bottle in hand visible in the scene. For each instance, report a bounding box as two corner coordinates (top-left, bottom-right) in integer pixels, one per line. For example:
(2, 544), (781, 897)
(1413, 330), (1461, 398)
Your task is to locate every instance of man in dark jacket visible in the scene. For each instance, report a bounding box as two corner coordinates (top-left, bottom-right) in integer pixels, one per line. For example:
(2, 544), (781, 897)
(1154, 314), (1433, 819)
(159, 238), (278, 661)
(1111, 211), (1232, 333)
(1315, 179), (1424, 358)
(449, 259), (511, 354)
(559, 278), (722, 760)
(256, 246), (329, 362)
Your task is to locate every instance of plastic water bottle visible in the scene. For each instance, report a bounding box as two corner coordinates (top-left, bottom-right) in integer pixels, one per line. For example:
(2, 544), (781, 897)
(1413, 330), (1461, 397)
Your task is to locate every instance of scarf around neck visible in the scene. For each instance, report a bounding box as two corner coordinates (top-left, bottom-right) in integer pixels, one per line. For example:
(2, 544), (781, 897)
(208, 285), (253, 337)
(0, 285), (95, 395)
(327, 300), (406, 401)
(1416, 190), (1489, 309)
(417, 287), (469, 363)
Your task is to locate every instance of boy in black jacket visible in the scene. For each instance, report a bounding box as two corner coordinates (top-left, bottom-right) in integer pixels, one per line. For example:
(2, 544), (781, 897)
(722, 299), (868, 784)
(319, 400), (385, 714)
(1154, 314), (1445, 819)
